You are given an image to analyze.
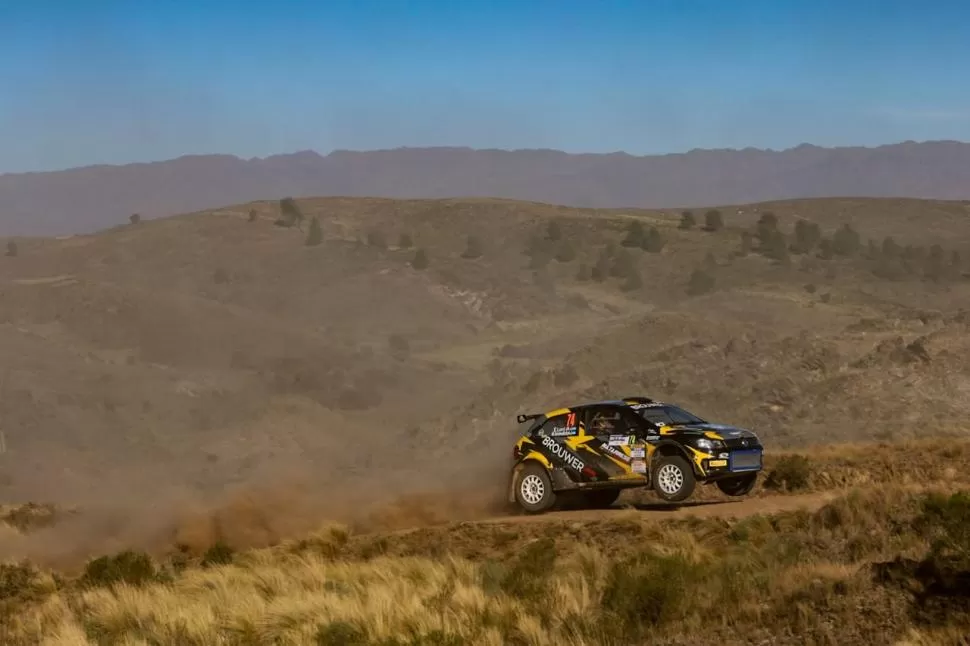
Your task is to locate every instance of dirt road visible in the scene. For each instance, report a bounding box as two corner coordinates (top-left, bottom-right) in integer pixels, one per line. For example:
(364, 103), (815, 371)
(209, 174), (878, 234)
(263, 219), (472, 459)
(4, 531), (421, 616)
(470, 490), (843, 526)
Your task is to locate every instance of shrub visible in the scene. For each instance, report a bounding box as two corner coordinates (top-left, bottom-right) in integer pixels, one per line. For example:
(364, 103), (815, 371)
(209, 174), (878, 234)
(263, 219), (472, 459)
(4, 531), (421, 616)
(461, 235), (483, 259)
(305, 216), (323, 246)
(599, 552), (695, 635)
(704, 210), (723, 231)
(129, 213), (141, 224)
(388, 334), (410, 360)
(554, 241), (577, 262)
(5, 241), (17, 257)
(622, 221), (645, 247)
(687, 268), (715, 296)
(546, 220), (563, 241)
(316, 621), (367, 646)
(764, 455), (811, 492)
(80, 550), (158, 588)
(247, 209), (258, 223)
(367, 229), (387, 249)
(412, 248), (429, 270)
(679, 211), (696, 229)
(398, 232), (414, 249)
(642, 227), (665, 252)
(201, 540), (235, 567)
(277, 197), (304, 228)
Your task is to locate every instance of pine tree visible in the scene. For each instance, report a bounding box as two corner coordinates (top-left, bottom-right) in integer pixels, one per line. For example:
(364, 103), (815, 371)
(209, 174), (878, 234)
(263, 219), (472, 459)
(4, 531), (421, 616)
(305, 216), (323, 246)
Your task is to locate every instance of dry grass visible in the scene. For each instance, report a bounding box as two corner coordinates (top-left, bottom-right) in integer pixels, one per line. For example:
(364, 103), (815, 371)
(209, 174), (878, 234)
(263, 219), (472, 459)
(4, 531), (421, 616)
(3, 485), (970, 645)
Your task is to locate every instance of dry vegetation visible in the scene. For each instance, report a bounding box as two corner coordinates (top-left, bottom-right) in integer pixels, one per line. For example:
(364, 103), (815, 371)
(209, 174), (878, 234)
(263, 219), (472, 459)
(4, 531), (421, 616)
(1, 194), (970, 642)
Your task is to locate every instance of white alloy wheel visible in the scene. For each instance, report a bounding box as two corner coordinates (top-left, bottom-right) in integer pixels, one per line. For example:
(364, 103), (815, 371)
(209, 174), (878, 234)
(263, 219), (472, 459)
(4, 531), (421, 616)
(656, 463), (685, 495)
(519, 473), (545, 505)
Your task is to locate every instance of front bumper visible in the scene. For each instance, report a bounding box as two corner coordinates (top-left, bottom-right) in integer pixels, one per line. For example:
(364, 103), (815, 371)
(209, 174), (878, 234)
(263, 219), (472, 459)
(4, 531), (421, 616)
(701, 448), (764, 476)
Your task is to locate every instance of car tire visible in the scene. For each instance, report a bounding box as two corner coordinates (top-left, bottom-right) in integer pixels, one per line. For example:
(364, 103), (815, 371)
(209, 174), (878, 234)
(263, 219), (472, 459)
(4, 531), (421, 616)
(579, 488), (621, 509)
(715, 473), (758, 497)
(652, 455), (696, 502)
(513, 463), (557, 514)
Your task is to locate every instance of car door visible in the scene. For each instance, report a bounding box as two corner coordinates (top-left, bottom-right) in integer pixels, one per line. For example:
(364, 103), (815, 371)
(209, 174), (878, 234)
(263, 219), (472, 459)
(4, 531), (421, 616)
(583, 405), (651, 481)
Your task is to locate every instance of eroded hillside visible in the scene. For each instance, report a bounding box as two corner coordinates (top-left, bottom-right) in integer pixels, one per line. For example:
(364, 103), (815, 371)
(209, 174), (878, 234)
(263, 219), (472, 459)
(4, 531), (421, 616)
(0, 195), (967, 538)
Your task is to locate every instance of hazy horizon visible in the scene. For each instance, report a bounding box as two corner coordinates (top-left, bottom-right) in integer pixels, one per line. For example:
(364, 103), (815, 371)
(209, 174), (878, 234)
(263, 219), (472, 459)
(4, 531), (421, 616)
(3, 0), (970, 174)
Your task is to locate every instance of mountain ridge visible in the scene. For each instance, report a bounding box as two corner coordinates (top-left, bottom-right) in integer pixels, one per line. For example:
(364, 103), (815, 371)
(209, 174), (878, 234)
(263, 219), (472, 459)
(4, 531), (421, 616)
(2, 139), (970, 236)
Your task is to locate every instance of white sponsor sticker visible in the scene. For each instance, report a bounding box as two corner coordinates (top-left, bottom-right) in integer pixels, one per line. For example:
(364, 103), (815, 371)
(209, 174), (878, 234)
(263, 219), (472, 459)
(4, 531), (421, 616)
(631, 460), (647, 473)
(630, 447), (645, 458)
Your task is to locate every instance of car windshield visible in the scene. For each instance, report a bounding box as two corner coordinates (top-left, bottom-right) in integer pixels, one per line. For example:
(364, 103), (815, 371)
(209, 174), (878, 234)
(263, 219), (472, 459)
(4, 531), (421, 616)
(637, 405), (706, 426)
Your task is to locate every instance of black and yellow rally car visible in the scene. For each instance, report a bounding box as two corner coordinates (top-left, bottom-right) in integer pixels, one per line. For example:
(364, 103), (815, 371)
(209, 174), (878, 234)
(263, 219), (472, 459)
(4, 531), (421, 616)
(508, 396), (764, 513)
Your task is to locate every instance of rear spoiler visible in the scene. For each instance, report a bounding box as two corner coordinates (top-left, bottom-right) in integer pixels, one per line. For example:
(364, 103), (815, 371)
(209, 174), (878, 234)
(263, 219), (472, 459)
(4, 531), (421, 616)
(516, 413), (543, 424)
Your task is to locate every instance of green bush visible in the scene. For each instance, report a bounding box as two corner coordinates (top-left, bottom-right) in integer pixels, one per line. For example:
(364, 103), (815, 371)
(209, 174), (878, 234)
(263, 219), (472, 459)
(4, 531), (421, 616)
(80, 550), (159, 588)
(764, 455), (812, 492)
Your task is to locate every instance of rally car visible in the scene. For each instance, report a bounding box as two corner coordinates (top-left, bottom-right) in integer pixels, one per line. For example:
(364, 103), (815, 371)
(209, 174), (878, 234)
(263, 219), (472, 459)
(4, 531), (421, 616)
(508, 396), (764, 513)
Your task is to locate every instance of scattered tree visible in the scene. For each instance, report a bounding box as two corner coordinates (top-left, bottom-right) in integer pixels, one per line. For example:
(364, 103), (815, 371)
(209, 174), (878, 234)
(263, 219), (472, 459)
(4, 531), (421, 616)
(832, 223), (861, 256)
(621, 221), (645, 248)
(610, 248), (635, 279)
(367, 229), (387, 249)
(924, 244), (946, 282)
(756, 212), (778, 246)
(687, 268), (716, 296)
(412, 248), (429, 270)
(791, 219), (822, 254)
(554, 241), (577, 263)
(815, 238), (834, 260)
(642, 227), (665, 253)
(388, 334), (410, 360)
(703, 210), (723, 232)
(247, 209), (258, 223)
(305, 216), (323, 246)
(546, 220), (563, 241)
(621, 266), (643, 291)
(276, 197), (304, 229)
(398, 233), (413, 249)
(679, 211), (696, 230)
(461, 235), (484, 259)
(739, 231), (753, 256)
(764, 230), (790, 264)
(591, 247), (611, 282)
(129, 213), (141, 225)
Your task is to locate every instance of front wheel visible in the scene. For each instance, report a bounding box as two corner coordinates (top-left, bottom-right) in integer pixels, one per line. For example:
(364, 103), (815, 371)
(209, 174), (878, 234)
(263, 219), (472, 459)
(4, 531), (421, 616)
(716, 473), (758, 497)
(513, 463), (557, 514)
(652, 455), (696, 502)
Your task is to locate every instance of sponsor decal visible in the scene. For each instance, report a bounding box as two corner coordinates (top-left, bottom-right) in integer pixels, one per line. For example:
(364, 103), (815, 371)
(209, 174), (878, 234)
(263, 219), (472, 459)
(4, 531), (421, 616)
(709, 459), (727, 467)
(630, 447), (645, 458)
(600, 444), (632, 463)
(631, 459), (647, 474)
(630, 402), (665, 409)
(541, 434), (585, 471)
(718, 452), (729, 459)
(608, 434), (634, 446)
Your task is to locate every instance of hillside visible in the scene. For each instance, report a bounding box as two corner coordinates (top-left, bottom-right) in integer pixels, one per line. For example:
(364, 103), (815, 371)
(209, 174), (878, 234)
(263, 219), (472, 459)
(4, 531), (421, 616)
(1, 192), (970, 643)
(0, 193), (967, 525)
(3, 140), (970, 236)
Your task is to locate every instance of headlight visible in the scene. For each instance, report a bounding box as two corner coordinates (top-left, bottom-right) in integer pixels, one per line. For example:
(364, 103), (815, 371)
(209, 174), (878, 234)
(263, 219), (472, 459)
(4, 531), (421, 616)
(695, 438), (725, 451)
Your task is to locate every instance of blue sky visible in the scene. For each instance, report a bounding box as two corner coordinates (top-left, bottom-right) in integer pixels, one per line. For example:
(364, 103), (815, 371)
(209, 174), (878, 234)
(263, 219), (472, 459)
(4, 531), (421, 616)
(1, 0), (969, 173)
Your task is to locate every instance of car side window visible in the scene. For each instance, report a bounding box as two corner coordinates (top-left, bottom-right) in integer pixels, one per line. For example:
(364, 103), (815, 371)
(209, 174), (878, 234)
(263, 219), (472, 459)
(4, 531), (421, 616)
(584, 406), (643, 441)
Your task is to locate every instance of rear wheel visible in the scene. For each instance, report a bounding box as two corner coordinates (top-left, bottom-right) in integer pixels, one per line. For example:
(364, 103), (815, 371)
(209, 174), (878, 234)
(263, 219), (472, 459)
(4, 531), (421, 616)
(652, 455), (696, 502)
(513, 463), (557, 514)
(716, 473), (758, 497)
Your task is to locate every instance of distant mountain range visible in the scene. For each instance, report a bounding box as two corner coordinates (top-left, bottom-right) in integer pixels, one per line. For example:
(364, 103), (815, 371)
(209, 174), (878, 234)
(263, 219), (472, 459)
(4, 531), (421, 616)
(2, 140), (970, 236)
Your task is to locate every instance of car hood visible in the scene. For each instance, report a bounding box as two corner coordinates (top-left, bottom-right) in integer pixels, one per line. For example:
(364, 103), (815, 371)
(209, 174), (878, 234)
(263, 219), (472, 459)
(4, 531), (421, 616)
(664, 423), (758, 440)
